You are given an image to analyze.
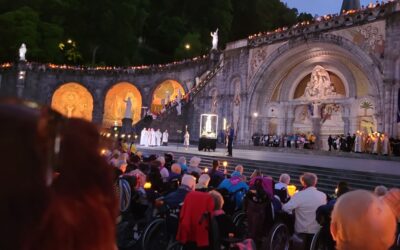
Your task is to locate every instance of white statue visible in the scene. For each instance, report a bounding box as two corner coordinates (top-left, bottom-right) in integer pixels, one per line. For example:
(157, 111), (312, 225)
(205, 116), (212, 133)
(19, 43), (27, 61)
(123, 97), (133, 119)
(176, 100), (182, 116)
(302, 65), (340, 100)
(211, 28), (218, 50)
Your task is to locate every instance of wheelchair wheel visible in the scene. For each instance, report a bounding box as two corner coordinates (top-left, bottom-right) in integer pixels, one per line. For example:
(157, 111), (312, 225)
(116, 220), (143, 249)
(265, 223), (290, 250)
(310, 229), (327, 250)
(232, 211), (248, 239)
(141, 218), (168, 250)
(167, 241), (183, 250)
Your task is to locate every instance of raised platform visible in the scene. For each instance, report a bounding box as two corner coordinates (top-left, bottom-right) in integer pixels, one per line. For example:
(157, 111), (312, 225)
(136, 144), (400, 194)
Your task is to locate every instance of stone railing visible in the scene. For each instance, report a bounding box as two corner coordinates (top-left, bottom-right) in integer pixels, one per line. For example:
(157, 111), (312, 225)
(0, 55), (209, 75)
(248, 1), (398, 48)
(137, 56), (224, 123)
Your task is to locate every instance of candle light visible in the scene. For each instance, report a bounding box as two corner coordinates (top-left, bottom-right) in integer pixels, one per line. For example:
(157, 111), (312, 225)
(144, 182), (152, 189)
(287, 185), (297, 197)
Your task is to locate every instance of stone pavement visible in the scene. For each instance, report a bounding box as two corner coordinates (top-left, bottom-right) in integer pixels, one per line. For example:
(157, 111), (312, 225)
(137, 143), (400, 176)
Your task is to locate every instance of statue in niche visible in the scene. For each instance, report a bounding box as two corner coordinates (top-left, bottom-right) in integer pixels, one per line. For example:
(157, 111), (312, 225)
(19, 43), (27, 61)
(66, 104), (75, 118)
(211, 28), (218, 50)
(124, 97), (133, 119)
(232, 82), (241, 132)
(210, 89), (218, 114)
(302, 65), (339, 100)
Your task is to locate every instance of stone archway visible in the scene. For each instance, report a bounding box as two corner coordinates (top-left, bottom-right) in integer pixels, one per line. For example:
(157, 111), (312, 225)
(246, 34), (383, 141)
(103, 82), (142, 127)
(51, 82), (93, 121)
(151, 80), (185, 113)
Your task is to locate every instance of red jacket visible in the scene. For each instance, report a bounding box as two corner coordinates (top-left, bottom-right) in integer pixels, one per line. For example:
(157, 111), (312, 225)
(176, 191), (215, 247)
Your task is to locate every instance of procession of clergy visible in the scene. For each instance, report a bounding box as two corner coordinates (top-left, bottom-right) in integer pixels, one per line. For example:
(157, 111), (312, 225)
(354, 131), (391, 155)
(139, 128), (169, 147)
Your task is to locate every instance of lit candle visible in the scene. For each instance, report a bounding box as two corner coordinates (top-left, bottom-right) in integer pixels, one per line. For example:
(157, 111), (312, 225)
(144, 182), (152, 189)
(287, 185), (297, 197)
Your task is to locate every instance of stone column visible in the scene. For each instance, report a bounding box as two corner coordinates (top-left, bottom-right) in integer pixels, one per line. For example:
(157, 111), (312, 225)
(92, 88), (104, 125)
(278, 118), (286, 135)
(16, 62), (27, 98)
(350, 117), (358, 134)
(382, 80), (396, 136)
(311, 102), (322, 149)
(264, 117), (270, 135)
(286, 105), (295, 135)
(261, 117), (268, 134)
(342, 104), (350, 135)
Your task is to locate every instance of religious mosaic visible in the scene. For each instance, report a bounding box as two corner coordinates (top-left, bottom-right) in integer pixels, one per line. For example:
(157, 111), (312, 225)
(51, 83), (93, 121)
(103, 82), (142, 127)
(247, 43), (284, 83)
(151, 80), (185, 113)
(330, 21), (385, 56)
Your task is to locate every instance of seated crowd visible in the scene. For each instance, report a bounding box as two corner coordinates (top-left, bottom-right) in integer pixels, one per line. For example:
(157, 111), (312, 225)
(1, 101), (399, 250)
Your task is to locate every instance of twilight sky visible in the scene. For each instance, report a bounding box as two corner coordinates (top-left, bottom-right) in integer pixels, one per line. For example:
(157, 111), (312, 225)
(283, 0), (373, 16)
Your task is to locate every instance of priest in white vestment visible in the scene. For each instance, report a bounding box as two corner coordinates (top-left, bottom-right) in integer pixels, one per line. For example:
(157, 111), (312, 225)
(144, 129), (150, 147)
(140, 127), (147, 146)
(156, 129), (162, 146)
(162, 130), (169, 146)
(150, 128), (156, 146)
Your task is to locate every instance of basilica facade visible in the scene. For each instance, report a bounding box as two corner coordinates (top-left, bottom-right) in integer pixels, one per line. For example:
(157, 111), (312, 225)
(0, 2), (399, 147)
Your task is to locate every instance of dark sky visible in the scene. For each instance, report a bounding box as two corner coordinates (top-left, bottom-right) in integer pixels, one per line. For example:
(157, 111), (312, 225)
(282, 0), (372, 16)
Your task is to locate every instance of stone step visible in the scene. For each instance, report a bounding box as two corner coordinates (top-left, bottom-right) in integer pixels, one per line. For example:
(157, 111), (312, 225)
(140, 149), (400, 195)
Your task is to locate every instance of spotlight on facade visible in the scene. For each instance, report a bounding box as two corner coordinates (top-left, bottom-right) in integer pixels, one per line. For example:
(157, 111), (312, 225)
(253, 112), (259, 118)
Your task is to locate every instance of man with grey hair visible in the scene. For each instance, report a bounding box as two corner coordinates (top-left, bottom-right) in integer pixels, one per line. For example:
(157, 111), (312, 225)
(275, 173), (290, 189)
(275, 173), (291, 203)
(282, 172), (326, 248)
(157, 156), (169, 182)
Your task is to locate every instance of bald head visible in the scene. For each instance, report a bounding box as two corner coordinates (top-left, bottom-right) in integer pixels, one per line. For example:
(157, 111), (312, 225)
(331, 190), (396, 250)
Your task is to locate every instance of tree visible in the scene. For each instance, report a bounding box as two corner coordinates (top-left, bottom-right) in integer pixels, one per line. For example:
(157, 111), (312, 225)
(230, 0), (297, 40)
(0, 6), (63, 62)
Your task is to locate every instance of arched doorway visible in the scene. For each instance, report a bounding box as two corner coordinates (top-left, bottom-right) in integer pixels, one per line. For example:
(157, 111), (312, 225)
(151, 80), (185, 113)
(51, 82), (93, 121)
(103, 82), (142, 127)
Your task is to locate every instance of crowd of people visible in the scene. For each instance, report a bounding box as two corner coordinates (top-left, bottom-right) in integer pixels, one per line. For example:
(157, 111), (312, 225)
(327, 131), (392, 155)
(108, 141), (399, 250)
(1, 100), (399, 250)
(252, 133), (317, 149)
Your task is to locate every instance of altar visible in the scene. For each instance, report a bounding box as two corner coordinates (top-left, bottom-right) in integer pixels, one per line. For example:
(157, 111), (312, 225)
(198, 114), (218, 151)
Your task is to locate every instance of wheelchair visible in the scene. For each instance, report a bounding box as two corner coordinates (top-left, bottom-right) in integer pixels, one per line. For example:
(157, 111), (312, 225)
(141, 199), (183, 250)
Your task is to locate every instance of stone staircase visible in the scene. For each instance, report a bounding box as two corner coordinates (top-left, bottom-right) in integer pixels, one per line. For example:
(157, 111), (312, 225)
(139, 148), (400, 195)
(135, 52), (223, 132)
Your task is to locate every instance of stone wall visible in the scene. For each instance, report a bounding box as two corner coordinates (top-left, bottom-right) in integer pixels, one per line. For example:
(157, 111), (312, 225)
(1, 1), (399, 142)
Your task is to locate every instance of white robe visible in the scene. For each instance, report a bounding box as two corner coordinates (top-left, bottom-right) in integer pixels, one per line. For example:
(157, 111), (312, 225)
(184, 133), (190, 146)
(140, 129), (146, 145)
(156, 131), (162, 146)
(372, 136), (379, 154)
(144, 131), (149, 147)
(162, 132), (169, 143)
(150, 130), (156, 146)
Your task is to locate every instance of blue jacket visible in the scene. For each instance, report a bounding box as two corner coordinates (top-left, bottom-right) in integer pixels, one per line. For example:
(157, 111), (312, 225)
(163, 185), (191, 208)
(218, 171), (249, 209)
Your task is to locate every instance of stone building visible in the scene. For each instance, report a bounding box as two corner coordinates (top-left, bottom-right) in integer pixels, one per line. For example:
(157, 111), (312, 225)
(1, 1), (399, 148)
